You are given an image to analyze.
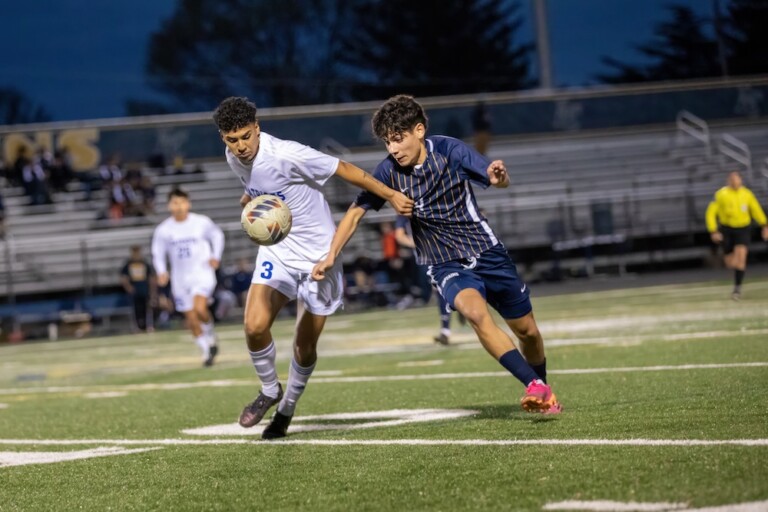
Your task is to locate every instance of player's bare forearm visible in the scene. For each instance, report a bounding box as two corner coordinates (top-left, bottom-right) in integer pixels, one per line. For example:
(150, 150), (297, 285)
(239, 193), (251, 208)
(335, 161), (413, 216)
(395, 228), (415, 249)
(312, 204), (366, 281)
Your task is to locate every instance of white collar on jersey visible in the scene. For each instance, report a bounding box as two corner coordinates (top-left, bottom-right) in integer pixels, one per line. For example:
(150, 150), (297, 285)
(414, 139), (434, 171)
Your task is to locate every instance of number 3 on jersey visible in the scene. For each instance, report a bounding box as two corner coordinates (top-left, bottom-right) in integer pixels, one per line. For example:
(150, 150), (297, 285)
(260, 261), (274, 279)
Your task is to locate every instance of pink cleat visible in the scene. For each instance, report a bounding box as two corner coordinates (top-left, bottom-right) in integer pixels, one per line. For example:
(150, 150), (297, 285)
(521, 380), (562, 414)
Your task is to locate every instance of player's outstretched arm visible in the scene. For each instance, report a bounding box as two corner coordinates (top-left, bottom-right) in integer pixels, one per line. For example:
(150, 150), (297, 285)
(334, 161), (413, 216)
(487, 160), (509, 188)
(312, 204), (367, 281)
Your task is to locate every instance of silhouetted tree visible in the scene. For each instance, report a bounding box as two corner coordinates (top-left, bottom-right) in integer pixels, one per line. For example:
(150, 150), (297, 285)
(0, 87), (51, 125)
(723, 0), (768, 75)
(597, 5), (721, 84)
(338, 0), (532, 99)
(142, 0), (352, 110)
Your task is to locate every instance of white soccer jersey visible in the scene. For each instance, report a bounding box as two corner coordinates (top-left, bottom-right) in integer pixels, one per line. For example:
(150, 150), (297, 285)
(226, 132), (339, 267)
(151, 212), (225, 287)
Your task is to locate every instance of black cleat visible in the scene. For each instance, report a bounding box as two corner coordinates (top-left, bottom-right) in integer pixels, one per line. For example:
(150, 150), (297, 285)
(203, 345), (219, 367)
(433, 333), (450, 346)
(238, 384), (283, 428)
(262, 411), (293, 440)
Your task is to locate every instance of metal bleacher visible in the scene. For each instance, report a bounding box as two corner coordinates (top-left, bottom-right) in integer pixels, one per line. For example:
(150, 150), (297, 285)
(2, 116), (767, 301)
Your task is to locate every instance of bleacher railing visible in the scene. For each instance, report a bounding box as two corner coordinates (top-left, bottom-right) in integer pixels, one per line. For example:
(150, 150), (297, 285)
(676, 110), (712, 156)
(718, 134), (753, 180)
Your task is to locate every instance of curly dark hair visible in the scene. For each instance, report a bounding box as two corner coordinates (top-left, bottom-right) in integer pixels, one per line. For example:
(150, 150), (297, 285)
(167, 187), (189, 202)
(213, 97), (258, 133)
(371, 95), (429, 140)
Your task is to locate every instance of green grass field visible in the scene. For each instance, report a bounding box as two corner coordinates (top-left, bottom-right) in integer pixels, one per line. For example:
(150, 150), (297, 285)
(1, 277), (767, 511)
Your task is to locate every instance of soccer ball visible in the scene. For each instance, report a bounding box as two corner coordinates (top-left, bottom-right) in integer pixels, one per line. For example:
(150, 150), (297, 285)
(240, 195), (292, 246)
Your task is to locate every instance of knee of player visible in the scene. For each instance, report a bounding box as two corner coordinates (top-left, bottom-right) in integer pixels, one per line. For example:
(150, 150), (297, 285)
(459, 306), (491, 328)
(244, 318), (271, 341)
(510, 316), (540, 340)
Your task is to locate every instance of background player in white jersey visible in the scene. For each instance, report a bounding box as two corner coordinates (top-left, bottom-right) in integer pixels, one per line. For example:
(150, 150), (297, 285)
(151, 188), (225, 367)
(213, 96), (412, 439)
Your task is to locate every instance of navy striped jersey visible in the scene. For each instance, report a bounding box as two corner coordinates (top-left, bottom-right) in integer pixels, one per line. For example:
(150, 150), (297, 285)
(355, 136), (499, 265)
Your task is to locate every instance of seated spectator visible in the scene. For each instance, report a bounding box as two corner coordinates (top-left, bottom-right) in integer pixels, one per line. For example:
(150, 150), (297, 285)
(48, 148), (75, 192)
(224, 258), (253, 307)
(138, 175), (157, 215)
(11, 147), (30, 187)
(98, 155), (123, 185)
(349, 252), (378, 307)
(22, 152), (53, 205)
(0, 190), (6, 239)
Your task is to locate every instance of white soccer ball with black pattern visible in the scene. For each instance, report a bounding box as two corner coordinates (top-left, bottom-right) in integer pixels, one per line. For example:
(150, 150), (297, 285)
(240, 194), (292, 246)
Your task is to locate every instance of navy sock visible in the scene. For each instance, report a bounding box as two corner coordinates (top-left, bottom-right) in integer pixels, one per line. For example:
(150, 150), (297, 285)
(531, 358), (547, 383)
(499, 350), (540, 387)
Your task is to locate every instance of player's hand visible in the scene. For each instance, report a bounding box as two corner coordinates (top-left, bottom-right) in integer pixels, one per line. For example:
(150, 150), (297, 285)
(487, 160), (508, 188)
(209, 259), (220, 270)
(710, 232), (723, 243)
(762, 226), (768, 241)
(239, 194), (252, 208)
(389, 191), (413, 217)
(311, 256), (335, 281)
(157, 273), (169, 287)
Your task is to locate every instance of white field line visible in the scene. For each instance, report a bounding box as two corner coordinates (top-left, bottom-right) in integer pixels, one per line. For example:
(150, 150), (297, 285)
(539, 313), (768, 335)
(0, 447), (160, 467)
(0, 403), (8, 409)
(525, 328), (768, 349)
(543, 499), (768, 512)
(84, 391), (129, 399)
(543, 501), (688, 511)
(0, 438), (767, 447)
(397, 360), (444, 367)
(182, 409), (478, 436)
(1, 362), (766, 396)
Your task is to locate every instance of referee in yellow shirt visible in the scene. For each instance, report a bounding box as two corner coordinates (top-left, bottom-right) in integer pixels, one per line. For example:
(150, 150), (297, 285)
(705, 171), (768, 300)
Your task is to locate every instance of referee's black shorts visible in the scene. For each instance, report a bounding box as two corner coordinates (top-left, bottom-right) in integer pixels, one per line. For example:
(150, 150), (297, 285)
(720, 226), (751, 254)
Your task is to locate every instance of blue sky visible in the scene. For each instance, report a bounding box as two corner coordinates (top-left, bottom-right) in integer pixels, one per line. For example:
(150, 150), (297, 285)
(0, 0), (714, 122)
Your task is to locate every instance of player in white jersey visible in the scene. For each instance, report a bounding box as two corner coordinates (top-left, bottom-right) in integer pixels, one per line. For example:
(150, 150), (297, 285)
(151, 188), (225, 367)
(213, 96), (413, 439)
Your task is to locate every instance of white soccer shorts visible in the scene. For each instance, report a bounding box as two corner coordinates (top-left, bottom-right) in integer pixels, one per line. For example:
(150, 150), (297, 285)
(251, 250), (344, 316)
(171, 275), (216, 313)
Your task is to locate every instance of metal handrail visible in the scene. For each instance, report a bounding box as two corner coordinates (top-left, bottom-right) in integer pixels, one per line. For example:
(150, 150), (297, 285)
(676, 110), (711, 157)
(718, 134), (753, 180)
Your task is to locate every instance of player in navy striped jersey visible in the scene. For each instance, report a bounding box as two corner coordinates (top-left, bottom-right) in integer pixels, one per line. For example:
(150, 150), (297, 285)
(313, 95), (561, 413)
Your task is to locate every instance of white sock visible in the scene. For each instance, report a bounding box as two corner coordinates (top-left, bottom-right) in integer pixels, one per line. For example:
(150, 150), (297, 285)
(277, 358), (316, 416)
(202, 320), (217, 346)
(249, 341), (280, 398)
(194, 335), (210, 360)
(440, 328), (451, 337)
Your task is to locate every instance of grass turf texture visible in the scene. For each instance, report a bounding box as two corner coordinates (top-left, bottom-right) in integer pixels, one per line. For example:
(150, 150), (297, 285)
(0, 277), (766, 511)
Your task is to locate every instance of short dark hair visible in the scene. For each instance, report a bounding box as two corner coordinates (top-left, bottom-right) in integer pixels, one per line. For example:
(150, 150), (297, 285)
(213, 97), (258, 133)
(167, 187), (189, 202)
(372, 95), (429, 140)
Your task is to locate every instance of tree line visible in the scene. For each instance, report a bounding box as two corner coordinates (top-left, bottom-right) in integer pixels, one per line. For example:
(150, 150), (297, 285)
(1, 0), (766, 123)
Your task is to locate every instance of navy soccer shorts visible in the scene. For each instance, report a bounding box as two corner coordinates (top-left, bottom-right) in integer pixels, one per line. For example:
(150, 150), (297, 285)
(427, 244), (532, 320)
